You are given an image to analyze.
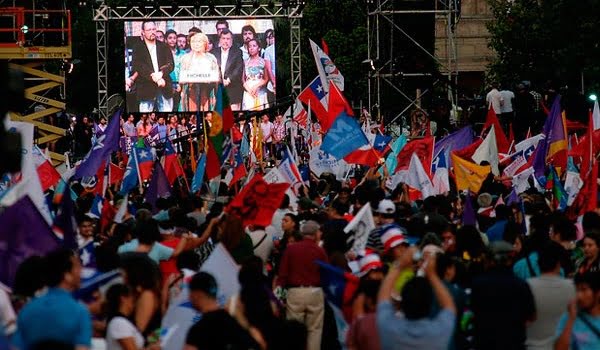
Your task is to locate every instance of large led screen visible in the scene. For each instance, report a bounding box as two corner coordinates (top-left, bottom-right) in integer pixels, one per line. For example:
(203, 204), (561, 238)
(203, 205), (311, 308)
(124, 19), (276, 113)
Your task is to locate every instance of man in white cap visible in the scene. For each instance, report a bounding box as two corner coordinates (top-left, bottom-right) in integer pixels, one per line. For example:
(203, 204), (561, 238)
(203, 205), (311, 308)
(366, 199), (407, 254)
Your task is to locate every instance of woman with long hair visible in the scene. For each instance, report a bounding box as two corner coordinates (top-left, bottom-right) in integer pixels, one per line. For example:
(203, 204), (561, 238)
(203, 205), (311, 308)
(104, 283), (145, 350)
(576, 232), (600, 275)
(217, 214), (254, 264)
(120, 253), (162, 344)
(242, 39), (271, 111)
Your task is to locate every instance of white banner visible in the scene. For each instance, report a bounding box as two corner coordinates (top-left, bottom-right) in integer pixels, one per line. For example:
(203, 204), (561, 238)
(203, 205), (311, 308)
(309, 146), (349, 179)
(309, 39), (344, 92)
(344, 204), (375, 254)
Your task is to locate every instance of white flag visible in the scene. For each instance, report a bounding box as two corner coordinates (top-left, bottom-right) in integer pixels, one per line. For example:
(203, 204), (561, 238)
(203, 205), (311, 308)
(343, 204), (375, 254)
(565, 170), (584, 205)
(515, 133), (545, 154)
(113, 194), (129, 223)
(309, 39), (344, 92)
(406, 153), (435, 198)
(512, 167), (534, 194)
(0, 119), (52, 224)
(473, 125), (500, 175)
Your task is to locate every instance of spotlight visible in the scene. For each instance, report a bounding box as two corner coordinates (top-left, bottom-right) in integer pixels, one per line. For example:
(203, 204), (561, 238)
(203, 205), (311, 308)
(253, 0), (260, 8)
(153, 2), (160, 11)
(208, 0), (216, 13)
(235, 0), (242, 10)
(268, 0), (274, 9)
(20, 25), (29, 34)
(171, 1), (178, 11)
(590, 94), (598, 102)
(282, 0), (289, 9)
(193, 0), (201, 11)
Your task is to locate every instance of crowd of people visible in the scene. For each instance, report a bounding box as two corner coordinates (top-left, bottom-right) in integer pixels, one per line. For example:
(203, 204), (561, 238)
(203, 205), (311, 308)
(125, 19), (276, 113)
(3, 66), (600, 350)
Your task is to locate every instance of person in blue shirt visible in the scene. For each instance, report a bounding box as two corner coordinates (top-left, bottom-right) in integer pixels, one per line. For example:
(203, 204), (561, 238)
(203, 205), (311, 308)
(555, 271), (600, 350)
(485, 204), (510, 242)
(13, 248), (92, 350)
(377, 247), (456, 350)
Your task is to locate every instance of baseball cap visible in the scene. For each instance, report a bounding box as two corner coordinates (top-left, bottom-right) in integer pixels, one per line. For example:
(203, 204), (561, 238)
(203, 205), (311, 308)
(376, 199), (396, 215)
(358, 250), (384, 274)
(381, 226), (407, 253)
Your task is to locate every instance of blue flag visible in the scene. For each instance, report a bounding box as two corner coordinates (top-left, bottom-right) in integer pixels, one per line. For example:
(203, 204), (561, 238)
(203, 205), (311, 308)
(73, 109), (123, 179)
(0, 196), (59, 287)
(316, 260), (358, 348)
(373, 134), (392, 153)
(52, 183), (78, 250)
(88, 195), (104, 219)
(191, 154), (206, 194)
(120, 149), (139, 195)
(321, 112), (369, 159)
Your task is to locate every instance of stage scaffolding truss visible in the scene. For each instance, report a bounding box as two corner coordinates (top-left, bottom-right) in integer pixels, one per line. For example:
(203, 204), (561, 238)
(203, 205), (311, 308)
(93, 1), (303, 118)
(367, 0), (459, 126)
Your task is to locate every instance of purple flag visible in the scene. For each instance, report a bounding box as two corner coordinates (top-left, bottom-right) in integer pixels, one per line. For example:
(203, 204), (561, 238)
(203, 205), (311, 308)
(462, 192), (477, 226)
(433, 126), (475, 167)
(0, 196), (59, 287)
(73, 109), (123, 180)
(145, 162), (171, 213)
(505, 188), (520, 206)
(52, 183), (78, 250)
(533, 96), (563, 179)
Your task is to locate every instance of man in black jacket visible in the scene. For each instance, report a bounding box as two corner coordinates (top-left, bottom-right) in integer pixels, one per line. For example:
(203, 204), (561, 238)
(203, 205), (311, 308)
(212, 29), (244, 110)
(132, 20), (174, 113)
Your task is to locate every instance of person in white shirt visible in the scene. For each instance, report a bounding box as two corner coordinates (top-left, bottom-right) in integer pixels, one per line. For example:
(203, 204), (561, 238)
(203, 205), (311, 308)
(486, 82), (504, 115)
(260, 114), (274, 160)
(262, 29), (276, 105)
(105, 283), (145, 350)
(246, 225), (274, 267)
(500, 86), (516, 133)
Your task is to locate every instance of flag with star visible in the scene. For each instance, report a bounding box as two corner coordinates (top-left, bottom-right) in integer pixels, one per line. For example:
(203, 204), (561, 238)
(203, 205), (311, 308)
(316, 260), (360, 346)
(134, 146), (154, 182)
(298, 76), (329, 129)
(73, 109), (122, 180)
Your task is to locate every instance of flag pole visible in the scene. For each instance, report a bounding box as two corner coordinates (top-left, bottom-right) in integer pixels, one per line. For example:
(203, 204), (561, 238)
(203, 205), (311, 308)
(132, 148), (143, 193)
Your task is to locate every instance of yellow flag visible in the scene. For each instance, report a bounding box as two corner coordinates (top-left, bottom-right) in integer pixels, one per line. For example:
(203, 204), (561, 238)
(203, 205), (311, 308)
(451, 152), (491, 193)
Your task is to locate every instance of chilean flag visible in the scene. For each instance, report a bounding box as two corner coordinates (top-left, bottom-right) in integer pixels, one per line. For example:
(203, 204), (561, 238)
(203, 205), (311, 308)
(298, 76), (329, 130)
(317, 260), (360, 335)
(162, 140), (185, 185)
(134, 146), (154, 181)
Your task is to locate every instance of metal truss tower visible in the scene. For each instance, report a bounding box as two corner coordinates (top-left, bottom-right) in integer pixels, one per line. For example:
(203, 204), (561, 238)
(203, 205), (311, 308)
(0, 5), (72, 165)
(93, 1), (304, 118)
(367, 0), (459, 126)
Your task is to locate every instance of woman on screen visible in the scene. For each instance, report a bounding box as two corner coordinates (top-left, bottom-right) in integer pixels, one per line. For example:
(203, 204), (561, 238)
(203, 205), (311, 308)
(242, 39), (270, 111)
(179, 32), (221, 112)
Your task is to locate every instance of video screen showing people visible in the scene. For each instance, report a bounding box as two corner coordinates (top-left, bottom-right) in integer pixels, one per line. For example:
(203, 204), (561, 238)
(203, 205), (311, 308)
(124, 19), (276, 113)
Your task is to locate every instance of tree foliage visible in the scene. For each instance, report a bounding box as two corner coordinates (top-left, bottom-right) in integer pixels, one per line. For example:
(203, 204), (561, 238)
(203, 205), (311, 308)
(487, 0), (600, 92)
